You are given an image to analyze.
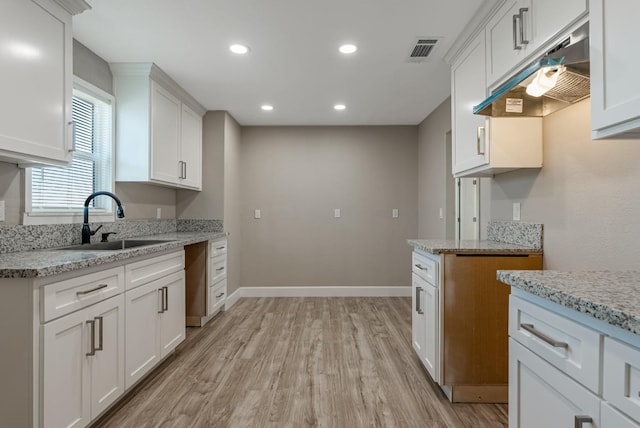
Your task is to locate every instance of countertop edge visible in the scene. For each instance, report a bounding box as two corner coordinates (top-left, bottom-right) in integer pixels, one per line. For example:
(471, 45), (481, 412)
(407, 239), (542, 255)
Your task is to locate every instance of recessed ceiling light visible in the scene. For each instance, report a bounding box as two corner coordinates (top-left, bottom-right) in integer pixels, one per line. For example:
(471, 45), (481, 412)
(339, 44), (358, 54)
(261, 104), (274, 111)
(229, 44), (250, 54)
(334, 104), (346, 111)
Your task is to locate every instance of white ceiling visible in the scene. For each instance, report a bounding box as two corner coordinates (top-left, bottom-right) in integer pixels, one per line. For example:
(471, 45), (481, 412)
(73, 0), (485, 126)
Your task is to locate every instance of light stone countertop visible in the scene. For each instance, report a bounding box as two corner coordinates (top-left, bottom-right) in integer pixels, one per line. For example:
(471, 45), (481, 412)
(407, 239), (542, 255)
(498, 270), (640, 335)
(0, 231), (226, 279)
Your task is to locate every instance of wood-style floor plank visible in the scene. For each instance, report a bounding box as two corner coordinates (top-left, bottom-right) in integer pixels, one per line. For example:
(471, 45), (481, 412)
(92, 297), (507, 428)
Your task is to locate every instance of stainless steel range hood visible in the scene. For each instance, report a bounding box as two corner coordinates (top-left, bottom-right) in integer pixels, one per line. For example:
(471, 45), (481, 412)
(474, 23), (590, 117)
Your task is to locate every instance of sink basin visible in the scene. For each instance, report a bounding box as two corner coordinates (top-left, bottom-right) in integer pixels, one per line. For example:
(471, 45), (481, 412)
(55, 239), (176, 251)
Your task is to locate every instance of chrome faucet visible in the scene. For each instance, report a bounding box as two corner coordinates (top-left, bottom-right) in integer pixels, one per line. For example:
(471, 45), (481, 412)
(82, 191), (125, 244)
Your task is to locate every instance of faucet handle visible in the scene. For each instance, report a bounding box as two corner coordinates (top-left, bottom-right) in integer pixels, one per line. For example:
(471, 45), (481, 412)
(90, 224), (103, 236)
(101, 232), (117, 242)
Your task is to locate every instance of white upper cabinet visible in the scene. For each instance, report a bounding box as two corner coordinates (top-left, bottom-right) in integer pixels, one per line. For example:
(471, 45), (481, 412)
(111, 63), (205, 190)
(0, 0), (73, 166)
(452, 30), (543, 177)
(590, 0), (640, 139)
(486, 0), (587, 87)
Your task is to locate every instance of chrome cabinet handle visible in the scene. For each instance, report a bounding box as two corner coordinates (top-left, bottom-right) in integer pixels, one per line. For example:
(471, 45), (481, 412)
(574, 415), (592, 428)
(216, 292), (225, 299)
(476, 126), (485, 155)
(183, 162), (187, 179)
(95, 316), (104, 352)
(216, 246), (226, 250)
(68, 121), (76, 152)
(76, 283), (108, 296)
(86, 319), (96, 356)
(163, 286), (169, 312)
(415, 287), (424, 314)
(215, 267), (225, 272)
(520, 323), (569, 348)
(519, 8), (529, 45)
(158, 288), (165, 313)
(513, 14), (521, 50)
(414, 264), (428, 271)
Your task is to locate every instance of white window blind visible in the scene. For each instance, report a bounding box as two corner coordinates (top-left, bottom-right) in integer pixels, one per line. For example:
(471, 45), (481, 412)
(29, 83), (113, 213)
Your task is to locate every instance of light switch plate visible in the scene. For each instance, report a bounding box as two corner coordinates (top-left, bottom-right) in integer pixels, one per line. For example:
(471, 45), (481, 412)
(254, 209), (261, 219)
(513, 202), (521, 221)
(334, 208), (341, 218)
(0, 200), (4, 222)
(392, 209), (399, 218)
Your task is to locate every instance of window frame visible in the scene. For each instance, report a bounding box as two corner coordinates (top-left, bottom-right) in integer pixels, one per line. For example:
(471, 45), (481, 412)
(23, 76), (116, 225)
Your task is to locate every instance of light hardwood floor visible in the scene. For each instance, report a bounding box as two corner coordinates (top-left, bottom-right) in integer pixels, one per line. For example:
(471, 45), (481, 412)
(93, 297), (508, 427)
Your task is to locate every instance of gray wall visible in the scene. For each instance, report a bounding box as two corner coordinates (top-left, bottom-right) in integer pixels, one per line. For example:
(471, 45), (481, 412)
(239, 126), (418, 288)
(223, 115), (242, 294)
(417, 97), (451, 238)
(491, 99), (640, 270)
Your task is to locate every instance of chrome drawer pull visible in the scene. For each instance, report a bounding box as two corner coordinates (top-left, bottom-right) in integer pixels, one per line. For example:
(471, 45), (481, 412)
(76, 283), (108, 296)
(216, 246), (225, 250)
(414, 264), (428, 271)
(216, 292), (225, 299)
(216, 267), (225, 272)
(95, 316), (104, 352)
(86, 319), (96, 356)
(520, 323), (568, 348)
(574, 415), (592, 428)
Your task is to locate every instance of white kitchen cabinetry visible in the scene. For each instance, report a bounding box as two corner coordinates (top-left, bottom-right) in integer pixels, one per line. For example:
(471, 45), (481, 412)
(590, 0), (640, 139)
(411, 251), (439, 382)
(0, 0), (74, 166)
(111, 63), (205, 190)
(42, 294), (125, 428)
(125, 253), (185, 389)
(509, 291), (640, 427)
(452, 30), (542, 178)
(486, 0), (587, 87)
(208, 238), (228, 316)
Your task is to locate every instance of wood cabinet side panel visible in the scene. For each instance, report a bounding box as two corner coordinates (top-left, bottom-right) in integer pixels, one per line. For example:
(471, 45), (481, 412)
(442, 253), (542, 386)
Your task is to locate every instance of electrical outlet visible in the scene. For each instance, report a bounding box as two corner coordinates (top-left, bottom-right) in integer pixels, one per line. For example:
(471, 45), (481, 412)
(156, 207), (162, 219)
(254, 209), (261, 219)
(334, 208), (341, 218)
(0, 200), (4, 222)
(392, 209), (399, 218)
(439, 208), (444, 219)
(513, 202), (521, 221)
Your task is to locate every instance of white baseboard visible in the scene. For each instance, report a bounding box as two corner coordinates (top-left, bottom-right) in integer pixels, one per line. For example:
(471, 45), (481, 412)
(225, 288), (243, 309)
(230, 286), (410, 299)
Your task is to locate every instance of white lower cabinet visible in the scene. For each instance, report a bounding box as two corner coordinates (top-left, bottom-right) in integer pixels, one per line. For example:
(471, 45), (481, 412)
(509, 338), (600, 428)
(207, 238), (227, 316)
(125, 268), (185, 389)
(510, 291), (640, 427)
(42, 294), (125, 428)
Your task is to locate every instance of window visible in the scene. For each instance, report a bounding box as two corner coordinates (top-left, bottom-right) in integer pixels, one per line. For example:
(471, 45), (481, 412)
(24, 77), (114, 224)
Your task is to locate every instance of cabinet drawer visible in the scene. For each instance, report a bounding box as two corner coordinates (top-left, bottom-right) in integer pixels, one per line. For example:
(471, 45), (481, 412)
(509, 295), (601, 393)
(208, 279), (227, 315)
(42, 266), (124, 322)
(209, 254), (227, 285)
(602, 402), (640, 428)
(412, 252), (437, 286)
(125, 251), (184, 291)
(603, 337), (640, 424)
(209, 239), (227, 257)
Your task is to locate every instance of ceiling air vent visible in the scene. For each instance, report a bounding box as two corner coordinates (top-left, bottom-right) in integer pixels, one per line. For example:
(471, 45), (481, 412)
(408, 37), (440, 63)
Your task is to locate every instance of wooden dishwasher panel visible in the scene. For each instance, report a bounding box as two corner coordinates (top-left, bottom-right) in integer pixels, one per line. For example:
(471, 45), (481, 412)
(441, 253), (542, 403)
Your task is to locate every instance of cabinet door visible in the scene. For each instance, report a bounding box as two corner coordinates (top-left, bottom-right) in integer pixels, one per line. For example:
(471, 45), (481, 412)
(180, 104), (203, 190)
(125, 280), (161, 389)
(529, 0), (587, 54)
(422, 282), (439, 383)
(601, 402), (639, 428)
(0, 0), (72, 165)
(485, 0), (529, 86)
(411, 274), (427, 363)
(89, 295), (125, 419)
(591, 0), (640, 139)
(452, 31), (489, 175)
(42, 308), (90, 428)
(160, 270), (186, 358)
(509, 339), (600, 428)
(150, 81), (181, 185)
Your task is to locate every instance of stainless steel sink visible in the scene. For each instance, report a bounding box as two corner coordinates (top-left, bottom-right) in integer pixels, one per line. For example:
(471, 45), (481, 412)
(55, 239), (176, 251)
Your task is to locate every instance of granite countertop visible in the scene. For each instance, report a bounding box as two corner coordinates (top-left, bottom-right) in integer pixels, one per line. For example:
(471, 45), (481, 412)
(407, 239), (542, 255)
(0, 231), (227, 279)
(498, 270), (640, 335)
